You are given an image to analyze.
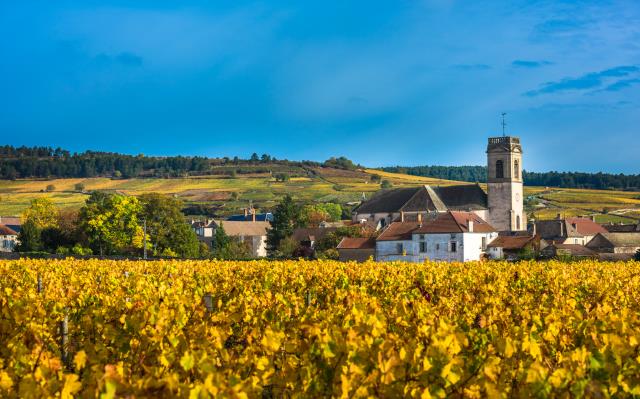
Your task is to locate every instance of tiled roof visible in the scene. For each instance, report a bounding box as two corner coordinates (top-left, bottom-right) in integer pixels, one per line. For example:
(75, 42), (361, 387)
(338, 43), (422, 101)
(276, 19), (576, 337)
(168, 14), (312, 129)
(214, 221), (270, 237)
(0, 217), (20, 225)
(354, 188), (422, 213)
(602, 223), (640, 233)
(292, 227), (338, 242)
(432, 184), (488, 211)
(377, 222), (421, 241)
(487, 235), (536, 249)
(415, 211), (495, 234)
(565, 218), (607, 235)
(337, 237), (376, 250)
(0, 224), (17, 236)
(550, 244), (596, 256)
(589, 232), (640, 248)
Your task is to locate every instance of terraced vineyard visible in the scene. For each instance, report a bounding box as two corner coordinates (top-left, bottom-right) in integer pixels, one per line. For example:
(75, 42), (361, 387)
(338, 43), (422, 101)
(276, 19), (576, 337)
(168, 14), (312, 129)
(1, 258), (640, 397)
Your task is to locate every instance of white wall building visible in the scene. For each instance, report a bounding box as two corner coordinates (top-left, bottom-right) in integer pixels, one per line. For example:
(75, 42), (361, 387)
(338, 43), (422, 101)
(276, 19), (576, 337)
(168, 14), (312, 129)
(375, 212), (498, 262)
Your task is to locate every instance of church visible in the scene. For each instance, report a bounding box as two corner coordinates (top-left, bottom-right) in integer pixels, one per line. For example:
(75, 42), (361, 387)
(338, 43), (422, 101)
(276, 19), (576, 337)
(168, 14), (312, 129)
(352, 136), (525, 233)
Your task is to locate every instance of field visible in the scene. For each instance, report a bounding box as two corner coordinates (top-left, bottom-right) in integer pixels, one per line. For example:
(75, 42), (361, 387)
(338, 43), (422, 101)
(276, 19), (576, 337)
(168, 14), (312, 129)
(1, 169), (639, 223)
(0, 169), (461, 217)
(2, 258), (640, 398)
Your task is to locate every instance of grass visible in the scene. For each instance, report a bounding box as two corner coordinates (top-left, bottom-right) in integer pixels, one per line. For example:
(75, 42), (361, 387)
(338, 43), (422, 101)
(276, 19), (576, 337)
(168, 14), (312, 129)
(2, 171), (639, 223)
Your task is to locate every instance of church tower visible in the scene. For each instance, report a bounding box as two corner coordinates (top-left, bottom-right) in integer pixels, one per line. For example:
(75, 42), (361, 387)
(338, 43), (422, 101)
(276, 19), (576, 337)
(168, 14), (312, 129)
(487, 136), (524, 231)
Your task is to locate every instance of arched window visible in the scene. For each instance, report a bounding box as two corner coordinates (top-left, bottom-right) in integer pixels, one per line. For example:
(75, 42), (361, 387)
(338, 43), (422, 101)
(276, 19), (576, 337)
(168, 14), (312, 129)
(516, 215), (521, 230)
(514, 160), (520, 179)
(495, 160), (504, 179)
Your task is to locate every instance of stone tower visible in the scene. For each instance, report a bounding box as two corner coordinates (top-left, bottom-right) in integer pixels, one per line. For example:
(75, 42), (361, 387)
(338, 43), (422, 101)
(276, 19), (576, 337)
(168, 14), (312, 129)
(487, 136), (524, 231)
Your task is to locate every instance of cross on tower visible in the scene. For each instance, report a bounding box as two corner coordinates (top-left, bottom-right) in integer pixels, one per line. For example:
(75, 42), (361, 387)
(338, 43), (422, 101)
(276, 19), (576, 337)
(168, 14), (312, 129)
(501, 112), (507, 136)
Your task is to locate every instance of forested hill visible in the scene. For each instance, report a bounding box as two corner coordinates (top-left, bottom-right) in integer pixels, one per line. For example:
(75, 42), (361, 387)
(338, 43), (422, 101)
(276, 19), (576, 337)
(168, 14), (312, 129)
(379, 166), (640, 191)
(0, 145), (358, 179)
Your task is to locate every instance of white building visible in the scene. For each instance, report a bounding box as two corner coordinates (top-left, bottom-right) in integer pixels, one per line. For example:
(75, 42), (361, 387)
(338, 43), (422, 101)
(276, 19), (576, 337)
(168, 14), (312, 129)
(191, 219), (270, 257)
(0, 224), (18, 252)
(375, 211), (498, 262)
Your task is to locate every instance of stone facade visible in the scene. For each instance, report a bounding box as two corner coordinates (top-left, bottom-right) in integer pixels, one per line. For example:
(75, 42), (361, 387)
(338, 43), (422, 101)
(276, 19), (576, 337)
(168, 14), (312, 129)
(487, 136), (525, 232)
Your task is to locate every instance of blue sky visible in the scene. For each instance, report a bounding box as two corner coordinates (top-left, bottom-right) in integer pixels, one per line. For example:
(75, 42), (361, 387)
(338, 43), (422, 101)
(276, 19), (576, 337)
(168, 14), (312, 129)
(1, 1), (639, 173)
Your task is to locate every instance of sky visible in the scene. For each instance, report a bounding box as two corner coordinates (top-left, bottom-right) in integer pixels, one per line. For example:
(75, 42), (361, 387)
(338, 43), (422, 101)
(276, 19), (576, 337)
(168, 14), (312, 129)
(1, 1), (639, 173)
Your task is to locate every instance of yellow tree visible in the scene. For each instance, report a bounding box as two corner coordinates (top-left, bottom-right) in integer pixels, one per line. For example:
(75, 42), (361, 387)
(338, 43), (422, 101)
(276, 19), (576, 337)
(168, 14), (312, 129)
(21, 198), (59, 229)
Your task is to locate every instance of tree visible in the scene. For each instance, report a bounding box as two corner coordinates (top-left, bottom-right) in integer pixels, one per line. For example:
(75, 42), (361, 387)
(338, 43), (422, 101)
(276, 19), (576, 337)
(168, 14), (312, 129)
(74, 182), (85, 192)
(22, 198), (58, 229)
(46, 184), (56, 192)
(275, 173), (290, 182)
(635, 249), (640, 261)
(211, 223), (251, 259)
(15, 220), (42, 252)
(139, 193), (200, 258)
(381, 180), (393, 189)
(298, 203), (342, 227)
(267, 195), (299, 256)
(250, 153), (260, 162)
(79, 192), (143, 255)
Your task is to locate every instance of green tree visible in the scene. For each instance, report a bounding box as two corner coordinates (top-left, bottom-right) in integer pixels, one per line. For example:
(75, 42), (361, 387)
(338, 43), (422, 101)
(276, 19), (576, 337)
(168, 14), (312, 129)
(79, 192), (143, 255)
(381, 180), (393, 189)
(15, 220), (42, 252)
(635, 249), (640, 261)
(74, 182), (86, 192)
(211, 223), (251, 259)
(267, 195), (299, 256)
(46, 184), (56, 192)
(139, 193), (200, 258)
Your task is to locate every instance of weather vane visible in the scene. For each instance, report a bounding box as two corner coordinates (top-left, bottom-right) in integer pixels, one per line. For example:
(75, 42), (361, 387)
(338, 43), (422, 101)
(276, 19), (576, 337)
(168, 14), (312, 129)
(501, 112), (507, 137)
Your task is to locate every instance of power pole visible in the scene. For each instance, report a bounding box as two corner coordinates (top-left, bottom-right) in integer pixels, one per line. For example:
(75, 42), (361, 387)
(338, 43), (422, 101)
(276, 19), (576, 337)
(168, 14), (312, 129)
(143, 219), (147, 260)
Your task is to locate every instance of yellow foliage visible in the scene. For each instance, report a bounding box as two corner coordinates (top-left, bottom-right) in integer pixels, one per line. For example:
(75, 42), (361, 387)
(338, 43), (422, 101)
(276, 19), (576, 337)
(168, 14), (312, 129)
(1, 258), (640, 398)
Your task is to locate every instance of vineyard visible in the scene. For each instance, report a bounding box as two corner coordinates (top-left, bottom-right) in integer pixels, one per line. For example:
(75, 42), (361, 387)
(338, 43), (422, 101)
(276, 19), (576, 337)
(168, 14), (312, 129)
(2, 259), (640, 398)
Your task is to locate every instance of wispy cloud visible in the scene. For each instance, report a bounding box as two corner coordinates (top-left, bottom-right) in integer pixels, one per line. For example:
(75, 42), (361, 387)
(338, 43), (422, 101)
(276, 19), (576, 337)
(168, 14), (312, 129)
(599, 78), (640, 92)
(512, 60), (552, 68)
(524, 65), (639, 96)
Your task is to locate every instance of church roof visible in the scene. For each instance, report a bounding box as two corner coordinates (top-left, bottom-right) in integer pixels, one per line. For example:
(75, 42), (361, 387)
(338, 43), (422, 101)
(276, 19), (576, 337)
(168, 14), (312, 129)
(354, 184), (488, 215)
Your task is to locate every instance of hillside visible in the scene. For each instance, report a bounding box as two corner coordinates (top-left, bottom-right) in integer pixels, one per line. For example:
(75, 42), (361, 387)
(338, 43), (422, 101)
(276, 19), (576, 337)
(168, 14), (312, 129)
(1, 168), (638, 223)
(0, 167), (460, 217)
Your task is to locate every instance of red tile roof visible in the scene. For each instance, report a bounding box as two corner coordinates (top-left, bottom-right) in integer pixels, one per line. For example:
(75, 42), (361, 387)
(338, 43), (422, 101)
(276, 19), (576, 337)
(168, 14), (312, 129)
(565, 218), (607, 235)
(0, 224), (17, 236)
(415, 211), (495, 234)
(376, 222), (421, 241)
(337, 237), (376, 249)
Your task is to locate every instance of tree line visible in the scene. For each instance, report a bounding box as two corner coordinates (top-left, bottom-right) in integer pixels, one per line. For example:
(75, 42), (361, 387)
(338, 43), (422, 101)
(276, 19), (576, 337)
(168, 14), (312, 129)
(0, 145), (359, 179)
(380, 166), (640, 191)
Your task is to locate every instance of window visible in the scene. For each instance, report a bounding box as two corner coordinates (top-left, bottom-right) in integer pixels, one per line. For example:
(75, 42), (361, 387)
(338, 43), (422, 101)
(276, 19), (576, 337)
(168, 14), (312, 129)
(481, 237), (487, 250)
(516, 215), (521, 230)
(436, 243), (440, 251)
(450, 241), (457, 253)
(419, 242), (427, 253)
(396, 243), (403, 254)
(496, 160), (504, 179)
(514, 160), (520, 179)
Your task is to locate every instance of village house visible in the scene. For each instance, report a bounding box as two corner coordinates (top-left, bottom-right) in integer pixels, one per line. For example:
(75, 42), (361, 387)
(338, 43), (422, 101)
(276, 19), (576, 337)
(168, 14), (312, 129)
(292, 227), (338, 249)
(586, 232), (640, 257)
(487, 234), (540, 260)
(336, 237), (376, 262)
(0, 224), (18, 252)
(534, 216), (606, 246)
(601, 223), (640, 233)
(352, 136), (525, 233)
(540, 244), (597, 259)
(375, 211), (498, 262)
(191, 219), (270, 257)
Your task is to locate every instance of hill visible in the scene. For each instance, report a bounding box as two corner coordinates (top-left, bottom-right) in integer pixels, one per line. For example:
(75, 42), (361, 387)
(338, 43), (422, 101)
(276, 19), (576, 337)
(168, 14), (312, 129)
(0, 167), (460, 217)
(1, 168), (639, 224)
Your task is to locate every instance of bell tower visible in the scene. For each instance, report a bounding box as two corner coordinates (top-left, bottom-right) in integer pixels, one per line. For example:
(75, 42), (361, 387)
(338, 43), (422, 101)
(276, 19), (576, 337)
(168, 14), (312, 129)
(487, 136), (524, 231)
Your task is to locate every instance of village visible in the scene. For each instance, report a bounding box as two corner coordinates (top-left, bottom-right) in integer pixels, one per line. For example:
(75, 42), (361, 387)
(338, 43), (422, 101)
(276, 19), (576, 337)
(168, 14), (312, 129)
(1, 135), (639, 262)
(182, 135), (640, 263)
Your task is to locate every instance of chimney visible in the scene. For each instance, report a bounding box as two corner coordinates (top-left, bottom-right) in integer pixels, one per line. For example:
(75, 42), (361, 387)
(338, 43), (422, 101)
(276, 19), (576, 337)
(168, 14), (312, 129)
(559, 221), (564, 237)
(530, 219), (537, 236)
(251, 208), (256, 222)
(244, 208), (248, 217)
(468, 219), (474, 233)
(556, 213), (562, 220)
(400, 211), (405, 222)
(591, 215), (596, 222)
(417, 213), (423, 226)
